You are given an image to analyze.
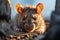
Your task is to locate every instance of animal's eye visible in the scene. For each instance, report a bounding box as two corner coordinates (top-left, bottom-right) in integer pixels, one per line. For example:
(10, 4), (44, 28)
(23, 17), (26, 21)
(33, 17), (36, 20)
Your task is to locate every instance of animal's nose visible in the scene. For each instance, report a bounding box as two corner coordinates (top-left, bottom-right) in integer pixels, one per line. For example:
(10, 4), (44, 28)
(24, 24), (34, 32)
(25, 24), (33, 28)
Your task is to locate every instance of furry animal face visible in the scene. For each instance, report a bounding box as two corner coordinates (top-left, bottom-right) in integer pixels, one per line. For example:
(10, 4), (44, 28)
(15, 3), (46, 33)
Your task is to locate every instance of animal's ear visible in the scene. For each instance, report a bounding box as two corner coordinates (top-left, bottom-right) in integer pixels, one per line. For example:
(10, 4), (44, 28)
(36, 3), (44, 14)
(15, 3), (23, 14)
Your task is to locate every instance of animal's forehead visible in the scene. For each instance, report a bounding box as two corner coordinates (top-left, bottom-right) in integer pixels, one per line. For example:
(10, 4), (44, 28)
(23, 7), (36, 15)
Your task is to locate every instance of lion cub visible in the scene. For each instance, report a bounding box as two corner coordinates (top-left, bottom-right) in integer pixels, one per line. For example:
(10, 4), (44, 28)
(14, 3), (46, 34)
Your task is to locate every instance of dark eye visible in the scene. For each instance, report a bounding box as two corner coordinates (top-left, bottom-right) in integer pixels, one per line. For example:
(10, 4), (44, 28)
(33, 17), (36, 20)
(23, 17), (26, 21)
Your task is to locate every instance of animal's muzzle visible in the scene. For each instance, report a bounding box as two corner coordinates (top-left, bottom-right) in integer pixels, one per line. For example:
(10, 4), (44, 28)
(24, 24), (35, 32)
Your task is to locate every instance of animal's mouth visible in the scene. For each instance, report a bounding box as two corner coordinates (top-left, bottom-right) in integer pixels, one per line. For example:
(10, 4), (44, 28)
(15, 23), (36, 33)
(16, 26), (35, 33)
(22, 23), (36, 32)
(24, 26), (35, 32)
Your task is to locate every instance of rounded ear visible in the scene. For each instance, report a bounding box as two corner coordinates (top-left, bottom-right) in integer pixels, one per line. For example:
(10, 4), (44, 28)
(36, 3), (44, 14)
(15, 3), (23, 14)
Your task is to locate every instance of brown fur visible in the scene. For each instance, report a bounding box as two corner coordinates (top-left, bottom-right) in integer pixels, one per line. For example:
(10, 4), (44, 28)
(15, 3), (46, 34)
